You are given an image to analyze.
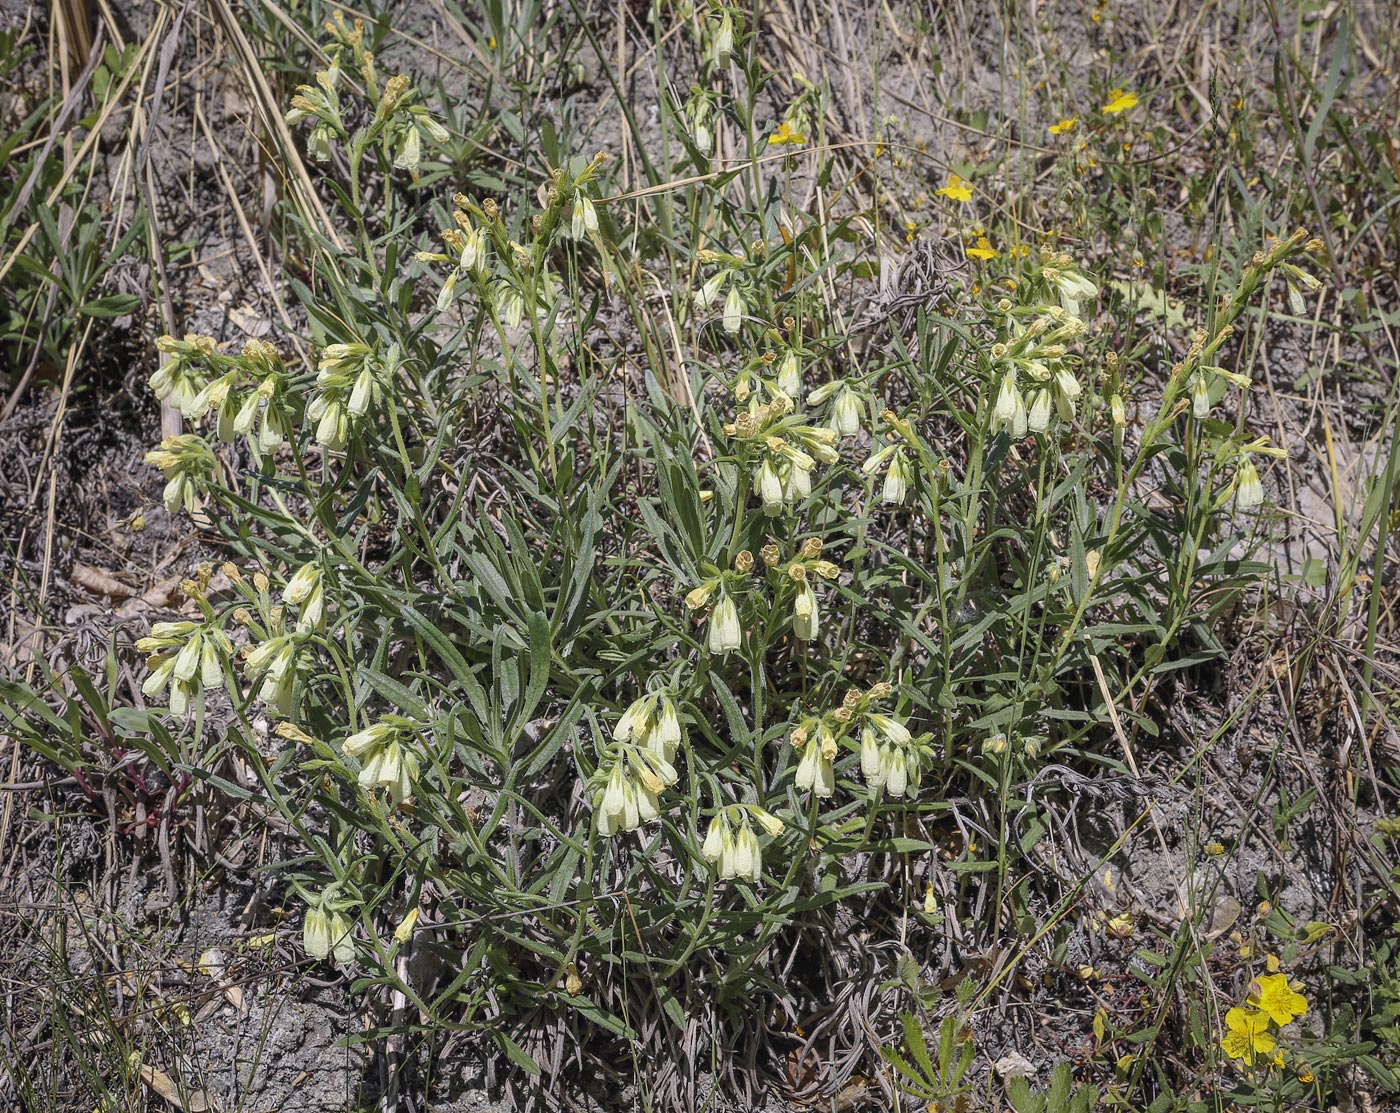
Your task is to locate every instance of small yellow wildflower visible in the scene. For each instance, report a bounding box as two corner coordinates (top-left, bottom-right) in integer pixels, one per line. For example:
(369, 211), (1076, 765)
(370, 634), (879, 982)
(936, 174), (973, 203)
(966, 236), (999, 260)
(1205, 840), (1225, 855)
(1105, 911), (1135, 938)
(1298, 1069), (1315, 1084)
(1049, 116), (1078, 135)
(769, 120), (806, 146)
(1251, 973), (1308, 1026)
(1221, 1007), (1276, 1065)
(1102, 89), (1139, 115)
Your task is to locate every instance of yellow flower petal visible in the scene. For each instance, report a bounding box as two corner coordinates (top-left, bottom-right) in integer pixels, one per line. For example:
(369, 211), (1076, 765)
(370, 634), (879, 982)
(1221, 1030), (1253, 1062)
(1102, 90), (1139, 115)
(1252, 973), (1308, 1026)
(936, 174), (973, 203)
(768, 121), (807, 146)
(966, 235), (999, 260)
(1049, 116), (1078, 135)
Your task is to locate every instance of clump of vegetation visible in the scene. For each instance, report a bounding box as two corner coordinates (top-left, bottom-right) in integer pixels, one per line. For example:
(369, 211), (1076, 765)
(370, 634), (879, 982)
(3, 1), (1398, 1110)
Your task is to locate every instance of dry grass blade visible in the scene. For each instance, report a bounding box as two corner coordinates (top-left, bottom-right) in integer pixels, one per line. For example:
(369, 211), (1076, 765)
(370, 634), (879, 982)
(51, 0), (94, 87)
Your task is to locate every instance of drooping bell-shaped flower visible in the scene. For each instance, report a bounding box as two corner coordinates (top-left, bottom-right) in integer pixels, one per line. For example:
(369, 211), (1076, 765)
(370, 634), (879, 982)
(708, 595), (742, 654)
(723, 285), (743, 334)
(792, 580), (819, 641)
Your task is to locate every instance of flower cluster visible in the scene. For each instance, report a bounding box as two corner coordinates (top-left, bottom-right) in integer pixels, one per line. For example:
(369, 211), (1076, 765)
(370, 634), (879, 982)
(233, 564), (328, 716)
(146, 336), (294, 500)
(416, 202), (491, 311)
(303, 893), (356, 962)
(284, 59), (346, 162)
(724, 394), (840, 517)
(416, 171), (609, 330)
(588, 687), (691, 837)
(859, 711), (930, 798)
(144, 434), (218, 515)
(789, 683), (924, 800)
(342, 717), (422, 804)
(137, 618), (231, 718)
(985, 257), (1094, 439)
(1220, 964), (1309, 1069)
(284, 12), (450, 174)
(861, 408), (931, 508)
(694, 248), (752, 335)
(150, 333), (218, 415)
(685, 539), (841, 656)
(589, 742), (680, 836)
(701, 805), (784, 883)
(614, 689), (685, 763)
(308, 341), (396, 450)
(135, 562), (322, 721)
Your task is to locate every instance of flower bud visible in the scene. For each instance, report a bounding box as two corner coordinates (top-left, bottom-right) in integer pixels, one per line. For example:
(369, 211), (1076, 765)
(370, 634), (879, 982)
(685, 582), (714, 610)
(393, 907), (420, 943)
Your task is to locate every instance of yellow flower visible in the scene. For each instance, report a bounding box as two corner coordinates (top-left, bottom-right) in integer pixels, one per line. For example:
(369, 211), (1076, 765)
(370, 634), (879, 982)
(1251, 973), (1308, 1026)
(936, 174), (973, 203)
(1102, 89), (1139, 115)
(1049, 116), (1078, 135)
(966, 235), (999, 260)
(768, 120), (806, 146)
(1221, 1007), (1276, 1065)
